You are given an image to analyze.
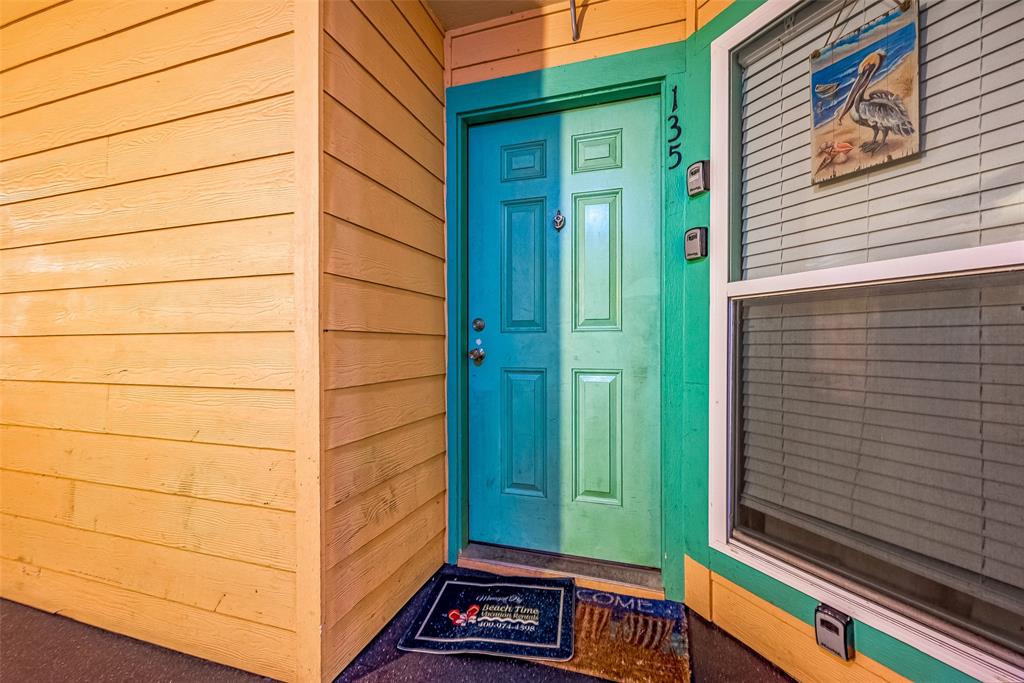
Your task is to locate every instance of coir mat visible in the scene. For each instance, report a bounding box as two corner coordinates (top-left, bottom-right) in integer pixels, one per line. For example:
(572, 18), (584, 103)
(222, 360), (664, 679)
(538, 587), (691, 682)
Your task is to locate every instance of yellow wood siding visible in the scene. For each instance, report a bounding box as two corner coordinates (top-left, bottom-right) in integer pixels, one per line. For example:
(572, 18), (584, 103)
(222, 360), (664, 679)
(320, 1), (446, 679)
(0, 1), (299, 679)
(683, 558), (911, 683)
(445, 0), (736, 87)
(446, 0), (685, 86)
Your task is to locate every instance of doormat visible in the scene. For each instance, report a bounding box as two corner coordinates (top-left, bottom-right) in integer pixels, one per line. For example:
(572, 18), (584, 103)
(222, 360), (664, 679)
(537, 588), (691, 682)
(397, 576), (575, 661)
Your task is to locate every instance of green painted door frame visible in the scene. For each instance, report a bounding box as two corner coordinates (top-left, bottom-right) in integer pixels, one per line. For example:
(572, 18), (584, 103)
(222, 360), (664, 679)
(445, 42), (689, 599)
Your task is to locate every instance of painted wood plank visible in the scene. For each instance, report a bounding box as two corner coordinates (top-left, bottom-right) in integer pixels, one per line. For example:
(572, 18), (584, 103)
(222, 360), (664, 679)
(1, 96), (294, 205)
(292, 0), (324, 678)
(711, 575), (904, 683)
(323, 0), (442, 140)
(323, 39), (442, 179)
(324, 214), (443, 297)
(323, 275), (444, 335)
(0, 558), (295, 681)
(353, 0), (443, 101)
(324, 493), (445, 629)
(393, 0), (444, 65)
(1, 216), (292, 293)
(0, 34), (292, 160)
(323, 375), (446, 450)
(697, 0), (732, 28)
(0, 0), (197, 70)
(0, 275), (294, 336)
(685, 0), (698, 39)
(1, 514), (296, 629)
(325, 414), (446, 507)
(0, 470), (296, 571)
(445, 0), (612, 37)
(323, 331), (444, 390)
(450, 0), (684, 69)
(0, 424), (295, 509)
(0, 332), (293, 390)
(1, 154), (294, 249)
(0, 0), (62, 27)
(451, 22), (685, 86)
(323, 98), (444, 219)
(419, 0), (444, 34)
(323, 530), (443, 677)
(327, 552), (444, 677)
(684, 555), (713, 620)
(0, 381), (295, 451)
(325, 454), (446, 565)
(323, 155), (444, 258)
(0, 0), (292, 117)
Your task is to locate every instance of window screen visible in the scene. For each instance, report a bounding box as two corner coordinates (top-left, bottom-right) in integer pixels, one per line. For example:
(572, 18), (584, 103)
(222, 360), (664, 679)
(737, 0), (1024, 280)
(735, 270), (1024, 654)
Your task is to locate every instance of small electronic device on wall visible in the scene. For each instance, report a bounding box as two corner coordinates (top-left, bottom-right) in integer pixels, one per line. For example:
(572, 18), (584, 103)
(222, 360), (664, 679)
(686, 160), (710, 197)
(684, 227), (707, 261)
(815, 604), (854, 661)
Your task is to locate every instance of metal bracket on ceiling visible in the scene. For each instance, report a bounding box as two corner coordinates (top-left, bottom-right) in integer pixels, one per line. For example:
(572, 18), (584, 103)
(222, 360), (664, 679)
(569, 0), (580, 41)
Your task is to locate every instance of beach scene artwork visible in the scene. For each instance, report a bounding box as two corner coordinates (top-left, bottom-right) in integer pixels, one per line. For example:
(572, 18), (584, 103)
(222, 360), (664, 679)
(810, 0), (920, 184)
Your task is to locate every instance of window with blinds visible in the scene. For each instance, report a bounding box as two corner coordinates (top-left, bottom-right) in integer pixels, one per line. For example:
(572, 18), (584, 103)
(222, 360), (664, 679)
(728, 0), (1024, 657)
(737, 0), (1024, 280)
(735, 270), (1024, 654)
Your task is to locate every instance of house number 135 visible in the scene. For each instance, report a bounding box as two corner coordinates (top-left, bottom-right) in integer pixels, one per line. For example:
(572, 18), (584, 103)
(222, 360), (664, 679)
(667, 85), (682, 169)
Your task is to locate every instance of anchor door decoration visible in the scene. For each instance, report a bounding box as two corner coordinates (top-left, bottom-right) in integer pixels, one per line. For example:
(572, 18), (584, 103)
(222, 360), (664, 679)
(810, 0), (920, 183)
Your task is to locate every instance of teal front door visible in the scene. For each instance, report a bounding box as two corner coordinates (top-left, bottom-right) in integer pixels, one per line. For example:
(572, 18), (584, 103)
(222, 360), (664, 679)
(467, 96), (662, 568)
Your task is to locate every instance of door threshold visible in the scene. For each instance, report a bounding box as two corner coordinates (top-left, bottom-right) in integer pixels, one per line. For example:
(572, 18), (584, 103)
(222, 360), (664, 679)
(458, 543), (665, 600)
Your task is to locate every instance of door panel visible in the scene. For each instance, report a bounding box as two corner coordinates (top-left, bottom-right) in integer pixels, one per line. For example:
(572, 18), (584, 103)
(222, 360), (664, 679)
(467, 96), (662, 568)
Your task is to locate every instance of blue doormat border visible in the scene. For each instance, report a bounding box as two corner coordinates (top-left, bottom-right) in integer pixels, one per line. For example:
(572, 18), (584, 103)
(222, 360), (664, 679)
(398, 575), (575, 661)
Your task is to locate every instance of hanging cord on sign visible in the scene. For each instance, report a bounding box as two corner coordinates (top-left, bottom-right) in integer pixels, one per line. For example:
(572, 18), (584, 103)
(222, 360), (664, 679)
(812, 0), (911, 58)
(811, 0), (855, 59)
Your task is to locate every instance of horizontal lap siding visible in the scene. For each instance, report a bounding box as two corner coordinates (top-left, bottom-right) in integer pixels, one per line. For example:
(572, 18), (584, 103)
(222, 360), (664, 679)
(320, 2), (446, 679)
(447, 0), (692, 87)
(0, 2), (298, 679)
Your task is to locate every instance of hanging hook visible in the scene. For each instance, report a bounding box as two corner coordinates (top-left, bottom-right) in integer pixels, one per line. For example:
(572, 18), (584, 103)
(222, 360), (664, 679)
(569, 0), (580, 42)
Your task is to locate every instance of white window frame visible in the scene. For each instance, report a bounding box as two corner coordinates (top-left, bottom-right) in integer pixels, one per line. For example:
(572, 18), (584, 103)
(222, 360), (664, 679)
(708, 1), (1024, 680)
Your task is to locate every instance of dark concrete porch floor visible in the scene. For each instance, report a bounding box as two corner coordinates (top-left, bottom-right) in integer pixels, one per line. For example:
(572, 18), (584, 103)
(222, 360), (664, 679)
(1, 567), (792, 683)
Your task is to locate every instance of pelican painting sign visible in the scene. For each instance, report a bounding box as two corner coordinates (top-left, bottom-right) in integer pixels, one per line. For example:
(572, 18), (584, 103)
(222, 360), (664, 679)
(810, 0), (919, 183)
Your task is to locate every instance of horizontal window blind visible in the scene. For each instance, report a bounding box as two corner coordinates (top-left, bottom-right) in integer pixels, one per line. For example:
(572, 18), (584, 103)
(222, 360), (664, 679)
(736, 0), (1024, 280)
(737, 271), (1024, 642)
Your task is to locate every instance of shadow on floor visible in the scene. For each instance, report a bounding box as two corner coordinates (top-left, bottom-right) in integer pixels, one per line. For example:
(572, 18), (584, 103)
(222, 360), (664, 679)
(0, 599), (272, 683)
(1, 567), (792, 683)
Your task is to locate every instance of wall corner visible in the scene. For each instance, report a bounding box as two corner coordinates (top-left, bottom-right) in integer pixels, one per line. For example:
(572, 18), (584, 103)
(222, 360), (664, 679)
(293, 0), (325, 681)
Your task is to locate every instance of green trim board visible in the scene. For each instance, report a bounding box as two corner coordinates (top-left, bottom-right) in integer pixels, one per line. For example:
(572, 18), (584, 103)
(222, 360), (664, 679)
(445, 13), (977, 681)
(445, 40), (689, 597)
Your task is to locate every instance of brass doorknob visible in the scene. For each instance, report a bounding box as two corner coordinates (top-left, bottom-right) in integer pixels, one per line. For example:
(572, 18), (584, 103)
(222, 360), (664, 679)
(468, 348), (485, 365)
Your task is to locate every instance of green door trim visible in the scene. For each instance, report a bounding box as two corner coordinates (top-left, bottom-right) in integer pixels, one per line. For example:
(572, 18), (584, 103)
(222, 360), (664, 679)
(445, 41), (689, 599)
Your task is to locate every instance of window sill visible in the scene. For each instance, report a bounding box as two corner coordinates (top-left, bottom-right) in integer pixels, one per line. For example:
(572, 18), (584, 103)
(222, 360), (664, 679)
(709, 533), (1024, 682)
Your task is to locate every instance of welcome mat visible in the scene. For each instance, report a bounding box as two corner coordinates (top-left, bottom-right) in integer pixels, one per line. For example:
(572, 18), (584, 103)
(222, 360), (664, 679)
(538, 587), (691, 682)
(397, 576), (575, 661)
